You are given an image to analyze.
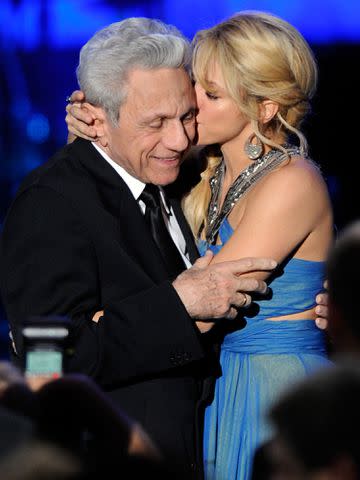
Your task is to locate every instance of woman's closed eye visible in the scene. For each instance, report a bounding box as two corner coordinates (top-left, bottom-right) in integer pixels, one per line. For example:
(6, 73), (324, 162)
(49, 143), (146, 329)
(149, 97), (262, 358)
(205, 91), (219, 100)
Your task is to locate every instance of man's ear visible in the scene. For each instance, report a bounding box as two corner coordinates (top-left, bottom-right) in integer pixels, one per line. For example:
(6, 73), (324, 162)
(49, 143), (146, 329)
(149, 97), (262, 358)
(83, 102), (109, 147)
(259, 100), (279, 124)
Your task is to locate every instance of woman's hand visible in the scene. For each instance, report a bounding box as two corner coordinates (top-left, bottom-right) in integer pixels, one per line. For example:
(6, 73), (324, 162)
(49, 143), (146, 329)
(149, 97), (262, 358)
(65, 90), (97, 143)
(92, 310), (104, 323)
(315, 281), (329, 330)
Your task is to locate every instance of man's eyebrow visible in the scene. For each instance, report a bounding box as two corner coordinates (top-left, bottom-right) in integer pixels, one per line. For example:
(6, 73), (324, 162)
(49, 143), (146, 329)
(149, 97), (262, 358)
(142, 113), (167, 122)
(142, 107), (196, 123)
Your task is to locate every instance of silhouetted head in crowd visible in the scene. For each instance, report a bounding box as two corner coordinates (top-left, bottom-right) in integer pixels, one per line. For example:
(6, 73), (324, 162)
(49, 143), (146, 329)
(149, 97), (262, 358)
(0, 441), (83, 480)
(326, 220), (360, 354)
(268, 361), (360, 480)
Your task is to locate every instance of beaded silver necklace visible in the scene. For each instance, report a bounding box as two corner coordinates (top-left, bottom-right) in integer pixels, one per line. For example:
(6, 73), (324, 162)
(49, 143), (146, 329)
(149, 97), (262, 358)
(205, 144), (301, 244)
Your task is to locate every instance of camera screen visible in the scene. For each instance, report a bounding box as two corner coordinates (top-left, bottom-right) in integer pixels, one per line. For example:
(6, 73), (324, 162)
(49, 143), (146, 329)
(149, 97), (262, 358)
(25, 349), (63, 378)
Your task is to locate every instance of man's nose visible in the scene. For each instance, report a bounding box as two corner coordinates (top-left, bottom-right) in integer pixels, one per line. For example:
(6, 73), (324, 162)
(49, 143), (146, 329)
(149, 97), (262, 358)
(162, 121), (190, 152)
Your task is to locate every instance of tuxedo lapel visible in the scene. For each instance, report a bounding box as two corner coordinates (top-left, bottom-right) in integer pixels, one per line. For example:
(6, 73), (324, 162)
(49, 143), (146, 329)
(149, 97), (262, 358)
(117, 191), (173, 282)
(70, 139), (171, 282)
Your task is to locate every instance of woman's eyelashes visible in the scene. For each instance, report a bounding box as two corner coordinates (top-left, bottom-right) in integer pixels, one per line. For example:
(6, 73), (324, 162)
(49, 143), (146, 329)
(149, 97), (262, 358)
(205, 91), (219, 100)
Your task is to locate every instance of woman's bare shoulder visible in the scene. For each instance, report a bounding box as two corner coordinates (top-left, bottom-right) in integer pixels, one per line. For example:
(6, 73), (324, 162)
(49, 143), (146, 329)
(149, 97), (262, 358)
(256, 154), (328, 199)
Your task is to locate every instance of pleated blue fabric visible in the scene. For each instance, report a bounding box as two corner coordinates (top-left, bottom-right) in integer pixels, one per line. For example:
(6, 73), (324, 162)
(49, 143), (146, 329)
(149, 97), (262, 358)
(198, 219), (331, 480)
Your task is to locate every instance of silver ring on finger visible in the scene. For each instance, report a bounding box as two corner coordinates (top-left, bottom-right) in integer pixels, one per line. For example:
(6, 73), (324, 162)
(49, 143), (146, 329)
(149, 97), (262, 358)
(241, 293), (251, 308)
(239, 293), (247, 307)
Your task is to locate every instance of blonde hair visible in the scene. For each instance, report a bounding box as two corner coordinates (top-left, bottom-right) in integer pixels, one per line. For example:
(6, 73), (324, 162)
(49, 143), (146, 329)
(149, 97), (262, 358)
(183, 10), (318, 237)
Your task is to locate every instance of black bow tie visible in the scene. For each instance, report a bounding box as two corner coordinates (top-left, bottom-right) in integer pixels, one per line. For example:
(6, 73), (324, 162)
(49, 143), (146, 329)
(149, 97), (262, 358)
(140, 184), (186, 279)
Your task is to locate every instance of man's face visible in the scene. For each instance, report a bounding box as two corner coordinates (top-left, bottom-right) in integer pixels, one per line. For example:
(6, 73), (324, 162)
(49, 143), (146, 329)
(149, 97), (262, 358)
(104, 67), (196, 186)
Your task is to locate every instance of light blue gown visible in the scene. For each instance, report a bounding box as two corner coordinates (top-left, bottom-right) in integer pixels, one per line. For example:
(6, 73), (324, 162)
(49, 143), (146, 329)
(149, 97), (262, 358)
(198, 218), (331, 480)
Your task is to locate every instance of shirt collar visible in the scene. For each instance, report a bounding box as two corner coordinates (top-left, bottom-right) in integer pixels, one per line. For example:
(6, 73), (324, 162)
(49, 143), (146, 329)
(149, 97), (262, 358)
(92, 142), (144, 201)
(91, 142), (171, 214)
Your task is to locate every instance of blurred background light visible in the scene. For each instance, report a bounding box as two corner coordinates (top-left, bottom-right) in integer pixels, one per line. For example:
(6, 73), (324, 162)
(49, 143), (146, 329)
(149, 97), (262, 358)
(26, 113), (50, 143)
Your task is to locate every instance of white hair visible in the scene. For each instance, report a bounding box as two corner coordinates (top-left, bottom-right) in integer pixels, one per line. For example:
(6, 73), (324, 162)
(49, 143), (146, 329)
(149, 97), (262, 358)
(76, 18), (192, 124)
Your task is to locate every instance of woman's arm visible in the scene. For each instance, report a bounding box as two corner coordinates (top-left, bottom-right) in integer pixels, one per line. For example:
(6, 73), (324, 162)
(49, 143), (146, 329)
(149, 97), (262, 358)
(210, 157), (333, 280)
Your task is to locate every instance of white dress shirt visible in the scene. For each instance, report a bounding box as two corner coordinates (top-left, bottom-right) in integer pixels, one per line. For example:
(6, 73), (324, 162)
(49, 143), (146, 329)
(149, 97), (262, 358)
(92, 143), (191, 269)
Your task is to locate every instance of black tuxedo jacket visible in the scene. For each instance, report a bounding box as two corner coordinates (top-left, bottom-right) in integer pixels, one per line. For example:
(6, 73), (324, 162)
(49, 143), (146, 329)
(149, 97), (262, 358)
(0, 138), (216, 477)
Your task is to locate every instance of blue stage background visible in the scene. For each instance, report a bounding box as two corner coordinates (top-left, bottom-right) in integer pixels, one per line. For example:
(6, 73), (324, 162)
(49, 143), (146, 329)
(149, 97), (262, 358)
(1, 0), (359, 358)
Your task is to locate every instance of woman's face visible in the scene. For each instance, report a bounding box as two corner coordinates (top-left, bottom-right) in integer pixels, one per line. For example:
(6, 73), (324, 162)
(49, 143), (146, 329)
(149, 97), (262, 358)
(194, 61), (250, 147)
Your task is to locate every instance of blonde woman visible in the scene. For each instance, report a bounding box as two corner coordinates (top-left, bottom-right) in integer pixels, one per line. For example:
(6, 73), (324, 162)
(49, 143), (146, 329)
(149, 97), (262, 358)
(185, 12), (333, 479)
(65, 11), (333, 479)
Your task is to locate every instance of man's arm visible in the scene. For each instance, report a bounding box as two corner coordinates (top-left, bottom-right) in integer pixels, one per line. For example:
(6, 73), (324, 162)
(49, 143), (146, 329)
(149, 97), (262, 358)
(0, 186), (275, 387)
(0, 186), (205, 385)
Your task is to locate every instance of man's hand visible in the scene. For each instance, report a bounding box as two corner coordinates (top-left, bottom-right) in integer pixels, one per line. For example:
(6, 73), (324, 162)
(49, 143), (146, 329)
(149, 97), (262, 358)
(315, 281), (329, 330)
(65, 90), (97, 143)
(173, 250), (276, 321)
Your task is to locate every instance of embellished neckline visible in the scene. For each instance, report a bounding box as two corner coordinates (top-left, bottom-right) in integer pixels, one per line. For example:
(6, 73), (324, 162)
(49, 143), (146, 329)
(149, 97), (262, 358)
(205, 144), (302, 244)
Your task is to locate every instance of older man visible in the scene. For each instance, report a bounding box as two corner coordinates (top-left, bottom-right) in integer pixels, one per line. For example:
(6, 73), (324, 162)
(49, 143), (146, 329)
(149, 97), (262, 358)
(0, 18), (276, 478)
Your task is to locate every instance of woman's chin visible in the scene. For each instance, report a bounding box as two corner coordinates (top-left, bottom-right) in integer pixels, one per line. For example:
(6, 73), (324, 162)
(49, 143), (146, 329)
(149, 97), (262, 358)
(194, 127), (219, 147)
(194, 133), (210, 146)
